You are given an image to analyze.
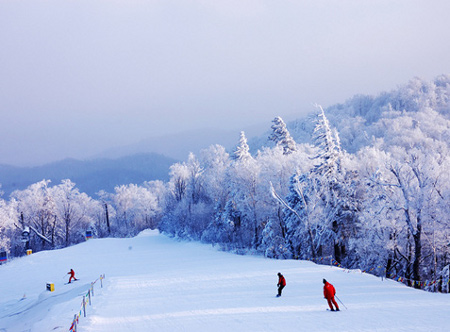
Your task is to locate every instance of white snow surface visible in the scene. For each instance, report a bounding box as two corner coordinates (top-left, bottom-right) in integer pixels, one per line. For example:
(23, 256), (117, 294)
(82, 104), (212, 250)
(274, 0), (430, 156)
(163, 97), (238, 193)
(0, 229), (448, 332)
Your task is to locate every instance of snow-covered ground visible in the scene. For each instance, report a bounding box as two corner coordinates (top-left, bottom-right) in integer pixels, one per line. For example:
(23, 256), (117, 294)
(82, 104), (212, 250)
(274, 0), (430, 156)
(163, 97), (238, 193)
(0, 230), (448, 332)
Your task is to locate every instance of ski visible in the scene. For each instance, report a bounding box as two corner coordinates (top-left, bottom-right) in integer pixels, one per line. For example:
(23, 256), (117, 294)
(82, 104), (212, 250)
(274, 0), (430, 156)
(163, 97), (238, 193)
(65, 279), (80, 285)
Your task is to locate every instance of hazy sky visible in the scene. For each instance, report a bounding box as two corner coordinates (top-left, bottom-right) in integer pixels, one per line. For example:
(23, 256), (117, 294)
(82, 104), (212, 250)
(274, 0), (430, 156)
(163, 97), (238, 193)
(1, 0), (449, 166)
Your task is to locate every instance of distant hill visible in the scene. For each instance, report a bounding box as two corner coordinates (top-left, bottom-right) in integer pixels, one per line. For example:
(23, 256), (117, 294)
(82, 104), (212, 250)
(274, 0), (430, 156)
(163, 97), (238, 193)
(0, 153), (177, 198)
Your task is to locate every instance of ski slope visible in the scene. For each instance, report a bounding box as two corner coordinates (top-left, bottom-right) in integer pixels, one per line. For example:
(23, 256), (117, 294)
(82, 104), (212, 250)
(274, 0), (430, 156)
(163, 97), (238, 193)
(0, 230), (448, 332)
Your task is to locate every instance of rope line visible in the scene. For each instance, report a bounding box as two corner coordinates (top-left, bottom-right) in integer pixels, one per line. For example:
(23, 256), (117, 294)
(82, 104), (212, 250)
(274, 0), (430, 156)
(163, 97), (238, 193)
(69, 274), (105, 332)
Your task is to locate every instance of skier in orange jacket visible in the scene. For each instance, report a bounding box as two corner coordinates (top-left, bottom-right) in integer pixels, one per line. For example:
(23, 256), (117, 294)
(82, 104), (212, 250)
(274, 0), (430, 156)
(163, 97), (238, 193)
(323, 279), (339, 311)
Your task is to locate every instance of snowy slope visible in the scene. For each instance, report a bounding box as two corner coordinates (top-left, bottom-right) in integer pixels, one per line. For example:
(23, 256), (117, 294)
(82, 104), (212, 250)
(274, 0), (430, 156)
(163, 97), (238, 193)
(0, 230), (448, 332)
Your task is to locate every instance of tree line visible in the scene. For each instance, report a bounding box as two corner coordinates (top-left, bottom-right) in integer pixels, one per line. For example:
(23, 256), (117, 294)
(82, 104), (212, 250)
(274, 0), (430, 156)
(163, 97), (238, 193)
(1, 77), (449, 292)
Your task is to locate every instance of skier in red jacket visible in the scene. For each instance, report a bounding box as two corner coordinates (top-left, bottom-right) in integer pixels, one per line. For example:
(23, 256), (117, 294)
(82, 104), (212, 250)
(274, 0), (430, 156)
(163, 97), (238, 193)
(277, 273), (286, 297)
(323, 279), (339, 311)
(68, 269), (78, 283)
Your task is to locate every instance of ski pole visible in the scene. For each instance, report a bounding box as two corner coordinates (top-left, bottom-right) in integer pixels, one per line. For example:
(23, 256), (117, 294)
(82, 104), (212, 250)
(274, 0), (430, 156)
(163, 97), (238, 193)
(335, 295), (348, 310)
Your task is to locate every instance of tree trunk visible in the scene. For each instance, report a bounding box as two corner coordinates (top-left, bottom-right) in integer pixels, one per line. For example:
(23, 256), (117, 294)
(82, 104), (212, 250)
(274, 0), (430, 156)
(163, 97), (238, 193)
(334, 241), (341, 263)
(65, 216), (70, 247)
(386, 257), (392, 278)
(104, 203), (111, 235)
(412, 222), (422, 288)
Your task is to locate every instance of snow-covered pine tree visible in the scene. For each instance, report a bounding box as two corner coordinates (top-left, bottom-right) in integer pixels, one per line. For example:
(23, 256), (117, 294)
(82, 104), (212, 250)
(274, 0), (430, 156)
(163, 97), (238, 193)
(309, 106), (359, 263)
(269, 116), (297, 155)
(311, 106), (340, 177)
(226, 131), (262, 248)
(233, 131), (253, 162)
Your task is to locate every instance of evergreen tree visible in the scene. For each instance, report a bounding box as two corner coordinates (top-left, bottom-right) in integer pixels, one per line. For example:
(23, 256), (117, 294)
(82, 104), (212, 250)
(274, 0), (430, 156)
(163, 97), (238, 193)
(307, 106), (360, 263)
(233, 131), (252, 162)
(269, 116), (297, 154)
(311, 106), (340, 177)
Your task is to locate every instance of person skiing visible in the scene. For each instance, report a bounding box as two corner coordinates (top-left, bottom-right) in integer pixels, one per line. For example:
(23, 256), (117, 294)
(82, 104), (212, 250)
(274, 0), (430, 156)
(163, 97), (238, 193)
(323, 279), (339, 311)
(67, 269), (78, 283)
(277, 272), (286, 297)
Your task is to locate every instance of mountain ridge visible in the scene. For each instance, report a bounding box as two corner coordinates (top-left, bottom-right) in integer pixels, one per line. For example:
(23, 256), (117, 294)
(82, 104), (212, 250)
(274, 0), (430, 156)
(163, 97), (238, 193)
(0, 153), (177, 198)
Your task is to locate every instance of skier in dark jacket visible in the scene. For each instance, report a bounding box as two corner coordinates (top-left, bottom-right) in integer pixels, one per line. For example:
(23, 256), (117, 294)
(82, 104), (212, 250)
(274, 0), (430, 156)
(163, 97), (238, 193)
(68, 269), (78, 283)
(277, 273), (286, 297)
(323, 279), (339, 311)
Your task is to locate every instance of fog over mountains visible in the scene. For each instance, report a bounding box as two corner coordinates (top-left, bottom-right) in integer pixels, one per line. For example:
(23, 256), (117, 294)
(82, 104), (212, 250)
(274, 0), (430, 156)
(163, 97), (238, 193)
(0, 124), (267, 198)
(0, 153), (176, 198)
(1, 75), (449, 199)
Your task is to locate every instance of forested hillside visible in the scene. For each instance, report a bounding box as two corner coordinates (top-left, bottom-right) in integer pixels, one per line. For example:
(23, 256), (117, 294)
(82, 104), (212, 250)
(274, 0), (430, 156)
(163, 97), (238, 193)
(251, 75), (450, 153)
(1, 76), (449, 292)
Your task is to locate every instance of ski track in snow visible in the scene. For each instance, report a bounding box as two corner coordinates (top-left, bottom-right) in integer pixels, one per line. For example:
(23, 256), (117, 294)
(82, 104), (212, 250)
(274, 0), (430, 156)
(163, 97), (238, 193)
(1, 230), (449, 332)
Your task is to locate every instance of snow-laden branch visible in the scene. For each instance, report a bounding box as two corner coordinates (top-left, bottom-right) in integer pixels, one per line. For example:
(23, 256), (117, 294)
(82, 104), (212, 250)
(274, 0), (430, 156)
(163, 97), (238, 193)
(29, 225), (53, 245)
(269, 181), (317, 259)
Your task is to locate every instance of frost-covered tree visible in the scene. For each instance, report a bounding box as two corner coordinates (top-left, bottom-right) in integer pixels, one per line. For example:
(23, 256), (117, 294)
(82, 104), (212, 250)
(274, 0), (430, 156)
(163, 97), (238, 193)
(159, 162), (189, 236)
(51, 179), (96, 246)
(0, 197), (18, 255)
(202, 199), (236, 247)
(142, 180), (167, 229)
(200, 145), (230, 209)
(97, 189), (117, 237)
(185, 152), (205, 205)
(12, 180), (56, 251)
(368, 148), (448, 285)
(160, 153), (211, 240)
(259, 144), (316, 258)
(181, 153), (211, 239)
(311, 106), (341, 177)
(307, 106), (360, 263)
(168, 162), (189, 203)
(261, 217), (292, 259)
(233, 131), (252, 162)
(200, 145), (233, 245)
(354, 101), (450, 286)
(87, 193), (110, 238)
(276, 172), (320, 259)
(110, 184), (160, 236)
(224, 132), (262, 248)
(350, 147), (399, 274)
(269, 116), (297, 154)
(9, 179), (100, 251)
